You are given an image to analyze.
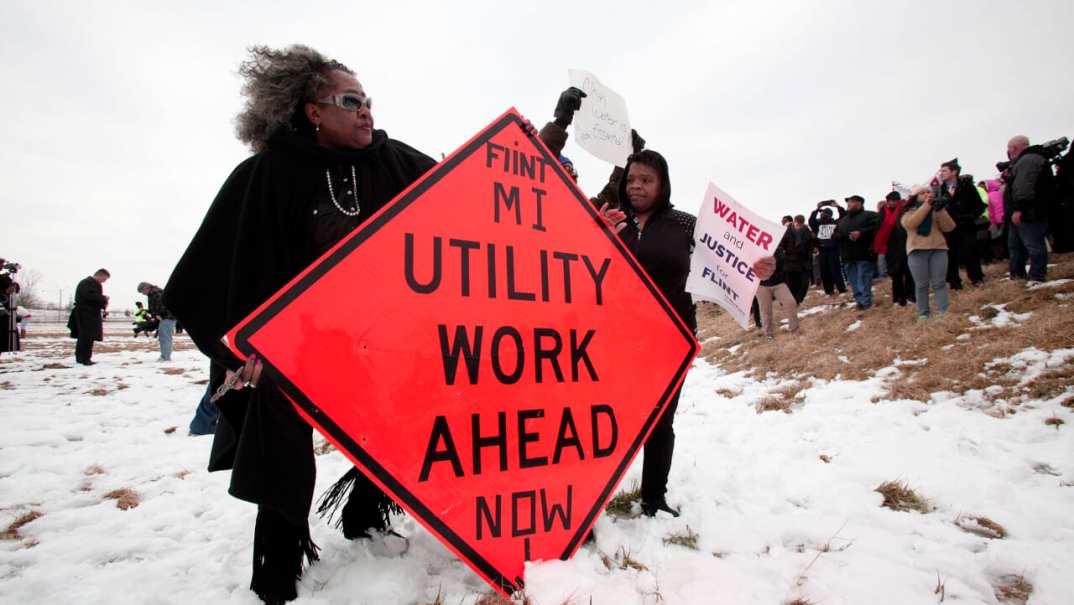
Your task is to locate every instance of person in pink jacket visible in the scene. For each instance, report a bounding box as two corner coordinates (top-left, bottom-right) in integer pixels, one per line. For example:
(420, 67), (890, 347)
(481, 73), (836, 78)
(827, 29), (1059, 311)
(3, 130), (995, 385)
(986, 179), (1007, 260)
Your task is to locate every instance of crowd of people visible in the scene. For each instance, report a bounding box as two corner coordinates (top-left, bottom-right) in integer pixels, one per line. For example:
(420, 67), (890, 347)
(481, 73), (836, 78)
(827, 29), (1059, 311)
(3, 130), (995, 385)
(750, 141), (1073, 335)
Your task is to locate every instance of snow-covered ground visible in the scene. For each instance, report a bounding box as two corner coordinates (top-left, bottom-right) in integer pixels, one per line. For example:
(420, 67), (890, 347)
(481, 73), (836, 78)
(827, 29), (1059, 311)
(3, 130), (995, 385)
(2, 325), (1073, 604)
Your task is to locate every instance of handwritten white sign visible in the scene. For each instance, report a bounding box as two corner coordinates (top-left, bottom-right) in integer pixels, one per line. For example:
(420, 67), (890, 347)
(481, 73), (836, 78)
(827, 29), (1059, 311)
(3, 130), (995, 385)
(686, 183), (786, 329)
(567, 69), (632, 167)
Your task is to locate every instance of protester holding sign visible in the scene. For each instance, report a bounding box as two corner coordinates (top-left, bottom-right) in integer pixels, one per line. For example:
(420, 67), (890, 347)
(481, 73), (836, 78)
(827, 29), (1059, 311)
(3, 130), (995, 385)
(604, 149), (697, 517)
(537, 86), (645, 210)
(164, 45), (436, 604)
(755, 230), (801, 338)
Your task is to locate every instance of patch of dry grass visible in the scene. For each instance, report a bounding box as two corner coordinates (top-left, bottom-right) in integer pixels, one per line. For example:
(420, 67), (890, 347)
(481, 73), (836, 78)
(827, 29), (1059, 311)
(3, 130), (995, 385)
(86, 387), (110, 396)
(698, 254), (1074, 406)
(662, 526), (700, 549)
(600, 546), (648, 572)
(174, 469), (191, 480)
(0, 381), (13, 390)
(993, 574), (1033, 604)
(163, 426), (177, 434)
(159, 367), (186, 375)
(606, 480), (642, 518)
(875, 480), (930, 513)
(785, 600), (815, 605)
(104, 488), (140, 510)
(755, 381), (805, 414)
(473, 591), (533, 605)
(955, 514), (1007, 539)
(1044, 415), (1065, 428)
(818, 454), (832, 464)
(1, 510), (43, 541)
(83, 464), (105, 476)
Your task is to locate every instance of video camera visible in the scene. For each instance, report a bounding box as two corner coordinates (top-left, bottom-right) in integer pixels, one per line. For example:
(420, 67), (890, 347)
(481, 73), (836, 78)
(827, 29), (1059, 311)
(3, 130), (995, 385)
(0, 258), (19, 277)
(997, 136), (1069, 174)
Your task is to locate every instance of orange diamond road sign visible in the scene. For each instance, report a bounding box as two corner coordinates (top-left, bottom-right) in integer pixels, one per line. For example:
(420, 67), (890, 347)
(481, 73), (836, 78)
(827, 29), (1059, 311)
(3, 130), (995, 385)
(226, 108), (699, 596)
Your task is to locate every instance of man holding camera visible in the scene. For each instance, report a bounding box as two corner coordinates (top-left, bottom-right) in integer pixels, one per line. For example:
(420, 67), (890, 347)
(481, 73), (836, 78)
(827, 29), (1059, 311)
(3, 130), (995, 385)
(808, 200), (848, 296)
(833, 195), (880, 310)
(1004, 135), (1054, 284)
(0, 261), (20, 356)
(936, 159), (986, 289)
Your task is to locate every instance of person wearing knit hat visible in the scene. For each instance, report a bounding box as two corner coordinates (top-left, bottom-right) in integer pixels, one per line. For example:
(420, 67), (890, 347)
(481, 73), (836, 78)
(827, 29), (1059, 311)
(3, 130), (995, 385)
(902, 184), (956, 320)
(833, 194), (880, 309)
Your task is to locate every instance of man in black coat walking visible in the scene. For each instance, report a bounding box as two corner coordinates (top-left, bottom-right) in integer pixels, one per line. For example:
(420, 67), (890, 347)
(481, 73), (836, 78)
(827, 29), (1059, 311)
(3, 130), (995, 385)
(71, 269), (110, 365)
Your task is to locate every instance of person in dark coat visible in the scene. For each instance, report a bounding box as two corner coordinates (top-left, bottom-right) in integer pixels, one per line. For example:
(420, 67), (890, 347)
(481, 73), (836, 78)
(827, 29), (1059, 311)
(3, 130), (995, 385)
(596, 149), (696, 518)
(783, 215), (814, 303)
(936, 159), (986, 288)
(163, 45), (436, 604)
(1004, 135), (1056, 283)
(808, 201), (847, 295)
(0, 276), (19, 356)
(833, 195), (880, 309)
(70, 269), (110, 365)
(883, 194), (916, 306)
(138, 282), (177, 360)
(1054, 145), (1074, 253)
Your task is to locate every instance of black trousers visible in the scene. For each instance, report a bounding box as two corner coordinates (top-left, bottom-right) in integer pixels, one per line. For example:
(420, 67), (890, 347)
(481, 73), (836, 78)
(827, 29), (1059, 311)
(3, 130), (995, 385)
(890, 268), (915, 304)
(818, 248), (846, 294)
(75, 336), (94, 363)
(784, 270), (809, 303)
(945, 227), (984, 287)
(641, 386), (681, 504)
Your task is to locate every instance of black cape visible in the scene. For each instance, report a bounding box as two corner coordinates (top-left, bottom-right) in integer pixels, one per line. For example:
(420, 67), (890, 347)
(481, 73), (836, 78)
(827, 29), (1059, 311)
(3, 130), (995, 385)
(164, 131), (435, 524)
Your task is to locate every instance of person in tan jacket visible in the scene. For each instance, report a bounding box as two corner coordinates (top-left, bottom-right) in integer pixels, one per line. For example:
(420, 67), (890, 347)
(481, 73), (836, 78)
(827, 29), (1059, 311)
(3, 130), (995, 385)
(901, 185), (957, 319)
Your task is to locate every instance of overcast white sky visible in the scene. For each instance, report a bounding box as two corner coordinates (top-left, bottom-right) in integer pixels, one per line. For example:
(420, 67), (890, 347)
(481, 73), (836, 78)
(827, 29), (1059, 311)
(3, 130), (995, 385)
(2, 0), (1072, 309)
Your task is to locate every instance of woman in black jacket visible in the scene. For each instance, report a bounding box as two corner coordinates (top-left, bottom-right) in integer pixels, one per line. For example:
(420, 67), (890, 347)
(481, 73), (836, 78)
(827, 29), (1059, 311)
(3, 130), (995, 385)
(164, 45), (435, 604)
(608, 149), (696, 517)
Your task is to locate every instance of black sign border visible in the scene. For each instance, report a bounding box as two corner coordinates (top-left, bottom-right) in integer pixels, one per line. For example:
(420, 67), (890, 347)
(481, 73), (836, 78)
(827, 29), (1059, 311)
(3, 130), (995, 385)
(235, 111), (697, 594)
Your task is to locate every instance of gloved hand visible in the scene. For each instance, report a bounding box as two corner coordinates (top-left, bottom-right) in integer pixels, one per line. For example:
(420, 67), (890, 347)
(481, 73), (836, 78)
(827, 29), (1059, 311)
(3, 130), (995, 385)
(631, 129), (645, 154)
(554, 86), (586, 128)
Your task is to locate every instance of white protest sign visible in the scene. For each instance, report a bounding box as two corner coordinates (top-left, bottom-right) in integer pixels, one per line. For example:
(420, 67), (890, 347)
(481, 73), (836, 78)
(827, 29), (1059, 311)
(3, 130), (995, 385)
(567, 69), (632, 167)
(686, 183), (786, 329)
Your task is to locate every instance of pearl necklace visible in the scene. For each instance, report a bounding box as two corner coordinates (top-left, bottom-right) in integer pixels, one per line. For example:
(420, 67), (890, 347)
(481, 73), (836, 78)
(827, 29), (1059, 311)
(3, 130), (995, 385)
(325, 166), (360, 217)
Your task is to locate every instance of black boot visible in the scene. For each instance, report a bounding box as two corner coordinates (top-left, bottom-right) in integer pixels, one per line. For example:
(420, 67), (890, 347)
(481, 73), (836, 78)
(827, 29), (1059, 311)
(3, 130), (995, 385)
(641, 497), (680, 518)
(250, 507), (319, 604)
(317, 468), (402, 540)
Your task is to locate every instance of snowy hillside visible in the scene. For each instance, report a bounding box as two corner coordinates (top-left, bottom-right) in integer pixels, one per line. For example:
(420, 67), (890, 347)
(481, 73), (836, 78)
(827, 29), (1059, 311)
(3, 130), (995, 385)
(2, 261), (1073, 604)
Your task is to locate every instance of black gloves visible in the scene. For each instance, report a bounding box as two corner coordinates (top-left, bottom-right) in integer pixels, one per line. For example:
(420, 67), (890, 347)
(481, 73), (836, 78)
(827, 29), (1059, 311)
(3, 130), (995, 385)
(631, 129), (645, 154)
(554, 86), (586, 128)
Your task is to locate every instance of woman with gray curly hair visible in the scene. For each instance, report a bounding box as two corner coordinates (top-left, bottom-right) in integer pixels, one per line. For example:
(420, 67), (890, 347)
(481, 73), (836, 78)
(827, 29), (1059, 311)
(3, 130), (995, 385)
(164, 44), (436, 604)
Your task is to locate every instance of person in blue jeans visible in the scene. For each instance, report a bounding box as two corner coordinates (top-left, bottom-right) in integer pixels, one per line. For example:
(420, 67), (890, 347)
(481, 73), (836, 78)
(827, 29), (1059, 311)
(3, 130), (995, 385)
(138, 282), (177, 360)
(189, 376), (220, 434)
(901, 185), (956, 319)
(1004, 135), (1055, 284)
(833, 194), (880, 309)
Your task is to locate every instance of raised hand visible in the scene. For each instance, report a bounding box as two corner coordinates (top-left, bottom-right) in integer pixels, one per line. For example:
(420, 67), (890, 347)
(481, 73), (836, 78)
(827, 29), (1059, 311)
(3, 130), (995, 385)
(554, 87), (587, 127)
